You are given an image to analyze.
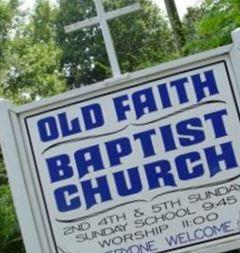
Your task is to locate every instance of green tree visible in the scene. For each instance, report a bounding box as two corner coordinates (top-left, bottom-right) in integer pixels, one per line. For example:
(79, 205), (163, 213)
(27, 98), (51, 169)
(57, 0), (175, 87)
(1, 0), (67, 104)
(164, 0), (185, 52)
(0, 0), (18, 96)
(0, 0), (18, 60)
(0, 184), (25, 253)
(182, 6), (203, 43)
(183, 0), (240, 55)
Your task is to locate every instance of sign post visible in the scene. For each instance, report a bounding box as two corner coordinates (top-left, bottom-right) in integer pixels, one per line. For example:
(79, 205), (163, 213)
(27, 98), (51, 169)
(1, 29), (240, 253)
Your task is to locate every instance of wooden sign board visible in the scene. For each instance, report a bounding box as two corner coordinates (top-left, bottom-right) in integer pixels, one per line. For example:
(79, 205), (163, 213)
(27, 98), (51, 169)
(1, 29), (240, 253)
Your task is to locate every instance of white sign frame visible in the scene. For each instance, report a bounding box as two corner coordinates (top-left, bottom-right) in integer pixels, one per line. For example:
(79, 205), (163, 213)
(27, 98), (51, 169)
(1, 29), (240, 253)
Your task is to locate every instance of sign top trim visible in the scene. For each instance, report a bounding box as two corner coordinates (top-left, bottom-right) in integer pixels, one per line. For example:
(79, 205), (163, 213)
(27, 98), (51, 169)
(23, 60), (230, 120)
(11, 44), (232, 115)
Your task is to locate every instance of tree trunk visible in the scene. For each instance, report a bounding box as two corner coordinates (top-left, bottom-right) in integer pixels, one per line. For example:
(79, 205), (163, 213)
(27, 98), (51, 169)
(164, 0), (185, 52)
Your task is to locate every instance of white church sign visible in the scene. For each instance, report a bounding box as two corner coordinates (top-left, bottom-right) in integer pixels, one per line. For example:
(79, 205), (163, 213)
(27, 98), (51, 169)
(2, 4), (240, 253)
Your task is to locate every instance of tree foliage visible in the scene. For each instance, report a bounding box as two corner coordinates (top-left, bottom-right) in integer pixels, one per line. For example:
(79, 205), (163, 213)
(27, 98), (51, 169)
(57, 0), (175, 87)
(0, 185), (25, 253)
(183, 0), (240, 55)
(0, 0), (18, 59)
(1, 0), (66, 104)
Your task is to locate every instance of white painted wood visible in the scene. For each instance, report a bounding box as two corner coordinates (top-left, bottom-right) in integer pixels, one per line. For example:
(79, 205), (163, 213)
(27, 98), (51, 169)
(93, 0), (121, 76)
(230, 29), (240, 104)
(105, 3), (141, 20)
(64, 16), (99, 33)
(11, 107), (58, 253)
(232, 28), (240, 50)
(0, 101), (44, 253)
(229, 31), (240, 253)
(64, 3), (141, 33)
(64, 1), (141, 77)
(190, 239), (240, 253)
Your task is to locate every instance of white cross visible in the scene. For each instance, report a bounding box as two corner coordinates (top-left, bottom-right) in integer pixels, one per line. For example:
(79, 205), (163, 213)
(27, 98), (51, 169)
(64, 1), (141, 77)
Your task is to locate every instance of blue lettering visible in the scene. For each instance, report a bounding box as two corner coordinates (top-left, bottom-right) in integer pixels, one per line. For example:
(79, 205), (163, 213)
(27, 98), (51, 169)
(205, 109), (228, 138)
(159, 125), (177, 152)
(46, 154), (73, 183)
(205, 142), (238, 177)
(114, 167), (142, 196)
(177, 117), (205, 146)
(158, 83), (172, 109)
(81, 104), (104, 130)
(145, 160), (176, 189)
(74, 145), (105, 179)
(176, 152), (204, 180)
(81, 176), (112, 209)
(57, 112), (81, 137)
(132, 88), (158, 119)
(170, 77), (189, 104)
(38, 116), (59, 142)
(54, 185), (81, 212)
(106, 138), (132, 167)
(113, 95), (131, 121)
(192, 70), (219, 102)
(134, 130), (156, 158)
